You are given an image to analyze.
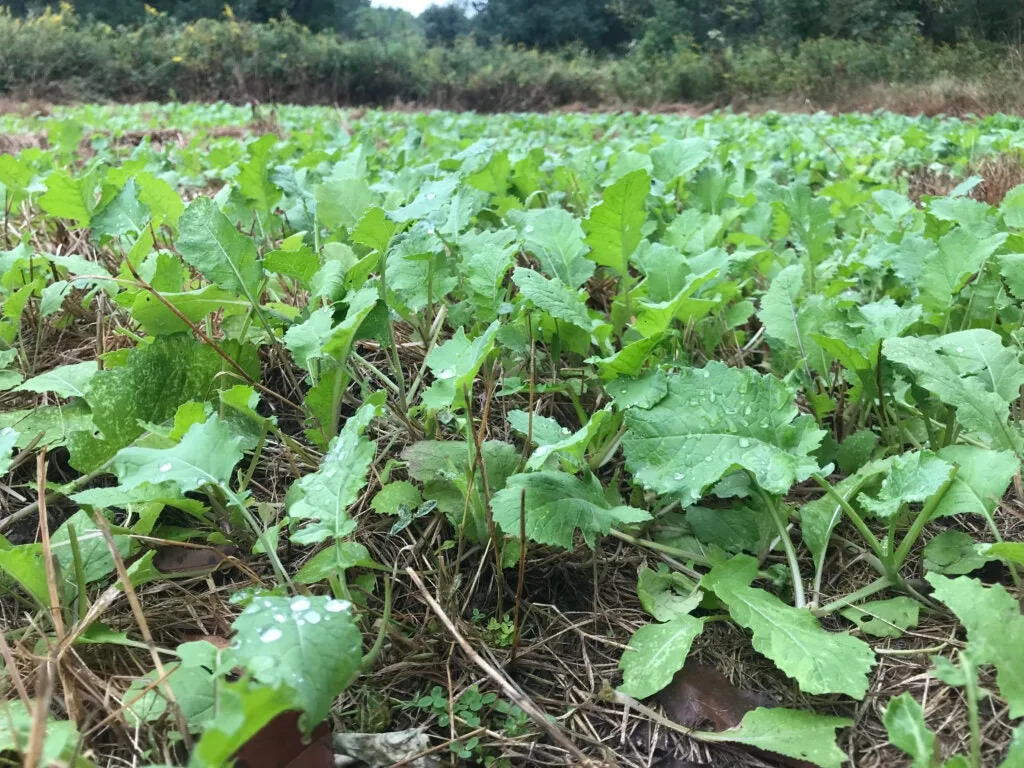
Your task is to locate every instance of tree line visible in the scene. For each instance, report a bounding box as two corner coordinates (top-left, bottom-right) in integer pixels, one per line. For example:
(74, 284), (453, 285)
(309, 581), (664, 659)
(2, 0), (1020, 49)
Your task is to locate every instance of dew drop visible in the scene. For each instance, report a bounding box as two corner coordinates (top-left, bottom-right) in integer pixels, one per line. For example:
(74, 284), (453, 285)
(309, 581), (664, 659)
(704, 455), (713, 462)
(956, 346), (964, 353)
(561, 427), (571, 435)
(739, 438), (751, 448)
(743, 406), (752, 416)
(274, 613), (286, 623)
(708, 392), (716, 403)
(0, 427), (14, 437)
(291, 597), (311, 612)
(673, 472), (684, 481)
(260, 627), (282, 643)
(620, 388), (628, 395)
(159, 463), (173, 473)
(304, 611), (321, 625)
(688, 399), (699, 407)
(425, 192), (436, 200)
(325, 599), (349, 613)
(525, 225), (535, 234)
(702, 369), (711, 378)
(437, 368), (455, 380)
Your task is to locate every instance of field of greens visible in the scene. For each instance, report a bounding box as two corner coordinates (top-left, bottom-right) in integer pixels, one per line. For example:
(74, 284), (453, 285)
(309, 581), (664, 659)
(2, 103), (1024, 767)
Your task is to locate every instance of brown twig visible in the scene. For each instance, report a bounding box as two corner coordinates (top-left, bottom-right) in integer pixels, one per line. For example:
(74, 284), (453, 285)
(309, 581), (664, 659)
(406, 567), (599, 767)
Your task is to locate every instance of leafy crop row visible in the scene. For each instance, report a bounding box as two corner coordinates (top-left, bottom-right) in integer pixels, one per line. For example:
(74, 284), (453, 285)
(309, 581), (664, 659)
(1, 105), (1024, 766)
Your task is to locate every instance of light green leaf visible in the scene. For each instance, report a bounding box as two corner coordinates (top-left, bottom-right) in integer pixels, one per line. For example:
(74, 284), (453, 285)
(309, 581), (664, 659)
(236, 134), (280, 215)
(131, 286), (250, 335)
(511, 407), (610, 470)
(704, 555), (875, 698)
(649, 137), (711, 184)
(618, 615), (705, 699)
(758, 263), (805, 349)
(701, 707), (853, 768)
(491, 471), (650, 550)
(932, 446), (1018, 519)
(884, 330), (1024, 450)
(841, 597), (919, 638)
(857, 450), (954, 520)
(923, 531), (987, 575)
(288, 399), (381, 545)
(113, 416), (243, 493)
(0, 701), (85, 766)
(918, 229), (1006, 313)
(93, 179), (150, 239)
(512, 268), (592, 330)
(509, 208), (594, 288)
(176, 197), (264, 303)
(883, 693), (937, 768)
(622, 362), (825, 505)
(585, 168), (649, 276)
(0, 427), (18, 474)
(39, 169), (92, 224)
(51, 510), (130, 586)
(0, 544), (50, 605)
(14, 361), (97, 398)
(189, 678), (295, 768)
(230, 593), (362, 725)
(1002, 726), (1024, 768)
(637, 565), (703, 622)
(284, 283), (379, 372)
(927, 574), (1024, 717)
(421, 322), (500, 412)
(316, 175), (375, 230)
(634, 269), (720, 337)
(458, 228), (516, 320)
(294, 541), (376, 584)
(371, 481), (423, 516)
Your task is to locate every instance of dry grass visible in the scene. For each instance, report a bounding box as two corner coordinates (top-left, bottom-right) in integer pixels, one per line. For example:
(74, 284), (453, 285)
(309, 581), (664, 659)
(904, 152), (1024, 206)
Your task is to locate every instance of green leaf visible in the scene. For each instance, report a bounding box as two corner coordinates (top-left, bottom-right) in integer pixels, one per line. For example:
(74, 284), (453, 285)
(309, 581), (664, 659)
(637, 565), (703, 622)
(841, 597), (919, 638)
(512, 268), (593, 330)
(68, 335), (249, 472)
(131, 286), (250, 335)
(316, 175), (375, 230)
(585, 169), (649, 276)
(0, 701), (85, 766)
(703, 555), (875, 698)
(701, 707), (853, 768)
(284, 283), (379, 372)
(371, 481), (423, 516)
(618, 615), (705, 698)
(685, 505), (763, 554)
(39, 169), (92, 224)
(510, 407), (610, 470)
(509, 208), (594, 288)
(649, 137), (711, 184)
(857, 450), (954, 520)
(457, 228), (516, 320)
(918, 229), (1006, 313)
(351, 206), (396, 254)
(14, 361), (97, 398)
(51, 510), (130, 586)
(294, 541), (376, 584)
(236, 134), (280, 214)
(189, 678), (295, 768)
(0, 427), (18, 475)
(92, 178), (150, 239)
(923, 531), (987, 575)
(622, 362), (825, 505)
(176, 197), (264, 304)
(288, 399), (381, 545)
(927, 574), (1024, 717)
(1002, 725), (1024, 768)
(0, 544), (50, 604)
(112, 416), (243, 493)
(884, 330), (1024, 450)
(491, 471), (649, 550)
(230, 593), (362, 725)
(932, 446), (1018, 519)
(264, 246), (319, 286)
(758, 263), (806, 350)
(883, 693), (938, 768)
(421, 322), (500, 412)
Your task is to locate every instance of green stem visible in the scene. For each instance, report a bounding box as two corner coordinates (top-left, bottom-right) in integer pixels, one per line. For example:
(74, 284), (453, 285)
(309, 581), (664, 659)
(66, 523), (89, 623)
(811, 576), (894, 617)
(755, 484), (806, 608)
(962, 652), (982, 768)
(610, 529), (710, 567)
(811, 473), (888, 568)
(360, 576), (393, 673)
(892, 466), (959, 569)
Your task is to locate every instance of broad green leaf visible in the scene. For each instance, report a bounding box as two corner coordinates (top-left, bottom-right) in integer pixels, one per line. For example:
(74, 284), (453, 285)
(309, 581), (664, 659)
(68, 335), (252, 472)
(585, 169), (649, 276)
(883, 693), (937, 768)
(923, 531), (987, 575)
(622, 362), (824, 505)
(511, 407), (610, 470)
(636, 565), (703, 622)
(371, 481), (423, 516)
(701, 707), (853, 768)
(509, 208), (594, 288)
(587, 334), (664, 380)
(1002, 726), (1024, 768)
(857, 450), (954, 520)
(491, 471), (649, 550)
(288, 399), (381, 545)
(39, 169), (92, 224)
(316, 175), (374, 230)
(264, 246), (319, 285)
(758, 263), (805, 350)
(927, 574), (1024, 717)
(127, 658), (219, 730)
(112, 416), (243, 493)
(841, 597), (919, 638)
(351, 206), (396, 254)
(704, 555), (875, 698)
(14, 361), (97, 398)
(507, 409), (568, 448)
(294, 541), (376, 583)
(230, 594), (362, 726)
(284, 283), (379, 373)
(649, 137), (711, 184)
(92, 178), (149, 240)
(512, 268), (592, 330)
(884, 330), (1024, 450)
(236, 134), (280, 215)
(634, 269), (720, 337)
(0, 544), (50, 605)
(421, 322), (500, 412)
(618, 615), (705, 699)
(51, 510), (130, 586)
(457, 228), (516, 320)
(611, 370), (669, 410)
(918, 229), (1006, 313)
(131, 286), (250, 335)
(686, 505), (763, 554)
(176, 197), (264, 304)
(932, 446), (1018, 519)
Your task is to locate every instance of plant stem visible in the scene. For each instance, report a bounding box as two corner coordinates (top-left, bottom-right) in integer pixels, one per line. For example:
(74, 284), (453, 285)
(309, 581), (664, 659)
(892, 466), (958, 569)
(962, 652), (982, 768)
(755, 484), (806, 608)
(811, 473), (888, 567)
(811, 576), (894, 617)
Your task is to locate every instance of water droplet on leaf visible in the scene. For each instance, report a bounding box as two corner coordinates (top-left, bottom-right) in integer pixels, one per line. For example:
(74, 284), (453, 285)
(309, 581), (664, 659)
(291, 597), (311, 612)
(304, 611), (321, 624)
(159, 463), (173, 472)
(260, 627), (282, 643)
(436, 368), (455, 380)
(325, 599), (349, 613)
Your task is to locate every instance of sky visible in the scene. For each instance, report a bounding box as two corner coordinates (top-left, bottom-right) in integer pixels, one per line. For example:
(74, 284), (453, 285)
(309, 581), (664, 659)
(371, 0), (451, 16)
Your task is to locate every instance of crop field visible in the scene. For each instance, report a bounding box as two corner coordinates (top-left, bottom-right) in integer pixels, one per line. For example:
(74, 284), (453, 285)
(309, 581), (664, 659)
(2, 102), (1024, 767)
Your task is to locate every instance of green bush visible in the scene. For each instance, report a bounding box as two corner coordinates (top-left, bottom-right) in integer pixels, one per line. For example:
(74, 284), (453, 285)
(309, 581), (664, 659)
(0, 6), (1020, 111)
